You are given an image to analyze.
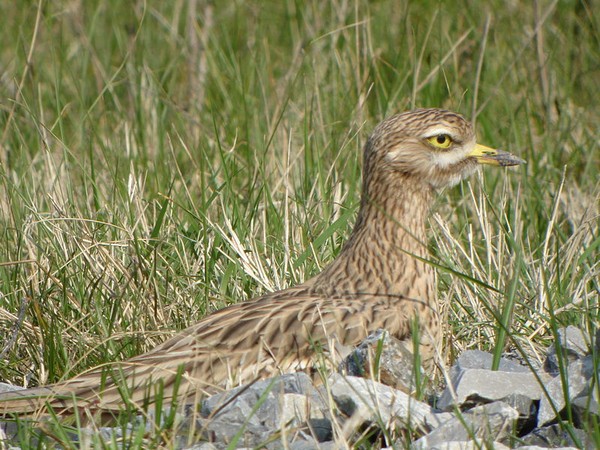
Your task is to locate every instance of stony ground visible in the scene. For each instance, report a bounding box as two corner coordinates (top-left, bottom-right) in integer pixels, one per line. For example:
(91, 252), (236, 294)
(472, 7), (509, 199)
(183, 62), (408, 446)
(1, 326), (596, 449)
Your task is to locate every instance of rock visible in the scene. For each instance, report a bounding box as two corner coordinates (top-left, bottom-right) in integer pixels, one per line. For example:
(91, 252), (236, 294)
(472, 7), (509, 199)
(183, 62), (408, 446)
(410, 441), (510, 450)
(6, 340), (599, 450)
(544, 326), (590, 376)
(328, 373), (440, 434)
(438, 350), (544, 414)
(570, 359), (600, 422)
(538, 356), (594, 426)
(184, 444), (218, 450)
(287, 439), (339, 450)
(518, 423), (592, 449)
(279, 418), (334, 448)
(450, 350), (530, 373)
(572, 389), (600, 420)
(0, 421), (19, 445)
(437, 362), (542, 414)
(501, 392), (538, 418)
(202, 372), (325, 417)
(339, 329), (421, 393)
(411, 401), (518, 449)
(303, 418), (334, 442)
(198, 372), (327, 449)
(424, 411), (455, 430)
(516, 447), (578, 450)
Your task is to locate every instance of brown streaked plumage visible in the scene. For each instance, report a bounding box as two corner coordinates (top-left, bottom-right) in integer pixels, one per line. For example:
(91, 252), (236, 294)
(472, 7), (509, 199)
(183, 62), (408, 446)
(0, 108), (525, 415)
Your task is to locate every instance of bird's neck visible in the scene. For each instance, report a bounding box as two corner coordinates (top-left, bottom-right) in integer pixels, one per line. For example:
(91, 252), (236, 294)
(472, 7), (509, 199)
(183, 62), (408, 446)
(310, 171), (435, 300)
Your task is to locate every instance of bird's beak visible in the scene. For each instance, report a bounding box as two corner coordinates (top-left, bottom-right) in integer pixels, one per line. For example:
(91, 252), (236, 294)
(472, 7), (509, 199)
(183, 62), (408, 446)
(469, 144), (526, 167)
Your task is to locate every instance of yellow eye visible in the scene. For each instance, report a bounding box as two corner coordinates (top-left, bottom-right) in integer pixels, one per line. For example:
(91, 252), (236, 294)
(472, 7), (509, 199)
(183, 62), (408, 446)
(427, 134), (452, 149)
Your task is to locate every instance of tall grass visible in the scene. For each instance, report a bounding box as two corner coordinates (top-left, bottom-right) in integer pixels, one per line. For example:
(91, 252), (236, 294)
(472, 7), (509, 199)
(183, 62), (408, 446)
(0, 0), (598, 447)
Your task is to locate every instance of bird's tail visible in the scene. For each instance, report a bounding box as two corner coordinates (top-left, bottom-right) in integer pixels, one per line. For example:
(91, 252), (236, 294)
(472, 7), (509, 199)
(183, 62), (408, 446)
(0, 383), (87, 416)
(0, 361), (213, 418)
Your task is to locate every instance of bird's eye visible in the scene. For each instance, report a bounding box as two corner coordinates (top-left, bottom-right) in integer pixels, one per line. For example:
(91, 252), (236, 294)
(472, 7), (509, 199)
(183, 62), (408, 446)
(427, 134), (452, 149)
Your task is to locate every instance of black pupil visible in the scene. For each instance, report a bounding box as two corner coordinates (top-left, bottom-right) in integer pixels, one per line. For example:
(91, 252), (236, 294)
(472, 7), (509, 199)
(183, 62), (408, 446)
(437, 135), (448, 144)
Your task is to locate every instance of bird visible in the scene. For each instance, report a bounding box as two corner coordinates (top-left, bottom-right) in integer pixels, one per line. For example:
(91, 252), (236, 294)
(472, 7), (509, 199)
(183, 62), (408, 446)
(0, 108), (525, 417)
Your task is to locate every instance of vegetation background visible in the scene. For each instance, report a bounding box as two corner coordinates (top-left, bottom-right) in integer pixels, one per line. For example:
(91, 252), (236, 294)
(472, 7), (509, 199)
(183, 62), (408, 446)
(0, 0), (598, 447)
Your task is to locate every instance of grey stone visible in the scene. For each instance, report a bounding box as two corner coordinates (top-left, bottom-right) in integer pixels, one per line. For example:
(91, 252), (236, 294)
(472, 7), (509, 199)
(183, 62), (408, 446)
(411, 401), (518, 449)
(198, 373), (327, 448)
(538, 356), (594, 425)
(502, 392), (538, 417)
(570, 359), (600, 421)
(437, 366), (543, 411)
(275, 417), (333, 448)
(183, 444), (218, 450)
(561, 326), (590, 355)
(328, 373), (438, 433)
(572, 389), (600, 419)
(516, 447), (579, 450)
(202, 372), (325, 417)
(544, 326), (590, 376)
(0, 421), (19, 444)
(98, 425), (132, 441)
(518, 424), (592, 449)
(411, 441), (510, 450)
(288, 439), (339, 450)
(134, 407), (187, 432)
(72, 424), (140, 449)
(339, 329), (420, 393)
(76, 408), (191, 448)
(288, 442), (318, 450)
(451, 350), (530, 373)
(303, 418), (333, 442)
(424, 411), (455, 430)
(502, 349), (545, 372)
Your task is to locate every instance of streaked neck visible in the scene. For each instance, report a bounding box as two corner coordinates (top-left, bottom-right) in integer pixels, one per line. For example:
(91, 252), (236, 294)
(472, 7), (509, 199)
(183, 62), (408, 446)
(311, 171), (434, 298)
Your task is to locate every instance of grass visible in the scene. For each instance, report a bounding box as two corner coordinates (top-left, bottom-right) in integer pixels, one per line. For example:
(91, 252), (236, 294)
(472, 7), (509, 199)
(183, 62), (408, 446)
(0, 0), (598, 448)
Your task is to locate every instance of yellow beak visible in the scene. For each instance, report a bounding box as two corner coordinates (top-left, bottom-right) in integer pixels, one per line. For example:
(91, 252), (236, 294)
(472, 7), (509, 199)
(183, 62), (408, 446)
(469, 144), (526, 167)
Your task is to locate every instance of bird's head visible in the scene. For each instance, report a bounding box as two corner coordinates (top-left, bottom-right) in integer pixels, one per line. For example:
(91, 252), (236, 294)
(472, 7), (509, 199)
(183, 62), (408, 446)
(364, 108), (525, 190)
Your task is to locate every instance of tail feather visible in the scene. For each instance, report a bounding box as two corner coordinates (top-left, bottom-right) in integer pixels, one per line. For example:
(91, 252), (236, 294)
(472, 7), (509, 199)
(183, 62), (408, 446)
(0, 377), (114, 416)
(0, 360), (217, 416)
(0, 386), (56, 415)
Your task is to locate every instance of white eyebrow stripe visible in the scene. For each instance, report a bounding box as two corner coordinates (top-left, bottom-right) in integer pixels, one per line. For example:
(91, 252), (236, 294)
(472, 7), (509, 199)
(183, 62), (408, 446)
(421, 127), (455, 138)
